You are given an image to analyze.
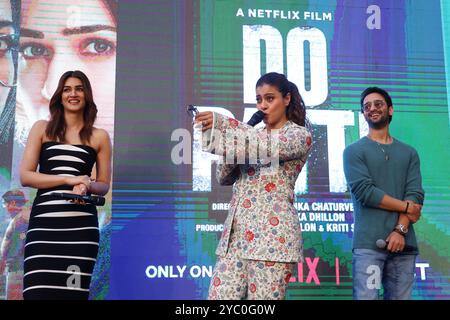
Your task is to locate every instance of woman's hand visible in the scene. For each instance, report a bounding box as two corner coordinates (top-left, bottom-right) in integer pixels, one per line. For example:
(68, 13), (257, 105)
(67, 175), (91, 189)
(69, 181), (90, 205)
(194, 111), (213, 132)
(72, 183), (88, 196)
(71, 185), (86, 205)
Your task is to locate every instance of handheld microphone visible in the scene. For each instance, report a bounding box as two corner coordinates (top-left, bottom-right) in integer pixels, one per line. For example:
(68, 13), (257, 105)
(375, 239), (415, 252)
(247, 110), (265, 127)
(51, 192), (105, 206)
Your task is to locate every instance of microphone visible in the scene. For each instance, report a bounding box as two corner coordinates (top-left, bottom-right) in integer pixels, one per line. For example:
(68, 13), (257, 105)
(375, 239), (416, 252)
(247, 110), (265, 126)
(51, 192), (106, 206)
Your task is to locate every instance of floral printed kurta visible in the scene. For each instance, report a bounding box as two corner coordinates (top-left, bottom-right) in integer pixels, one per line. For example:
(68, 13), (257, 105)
(202, 113), (312, 262)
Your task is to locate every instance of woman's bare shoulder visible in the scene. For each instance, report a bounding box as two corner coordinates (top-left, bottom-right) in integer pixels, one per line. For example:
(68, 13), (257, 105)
(91, 127), (111, 150)
(30, 120), (48, 137)
(32, 120), (48, 130)
(92, 127), (110, 140)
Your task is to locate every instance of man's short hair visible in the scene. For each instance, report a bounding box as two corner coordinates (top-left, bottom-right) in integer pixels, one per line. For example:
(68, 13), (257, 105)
(360, 86), (393, 123)
(2, 189), (26, 206)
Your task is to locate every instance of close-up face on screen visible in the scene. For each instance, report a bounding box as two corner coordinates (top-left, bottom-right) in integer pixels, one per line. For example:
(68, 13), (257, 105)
(0, 0), (14, 109)
(15, 0), (117, 143)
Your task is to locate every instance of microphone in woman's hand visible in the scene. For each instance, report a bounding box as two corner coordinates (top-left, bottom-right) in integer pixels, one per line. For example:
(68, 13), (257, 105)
(247, 110), (265, 127)
(51, 192), (106, 206)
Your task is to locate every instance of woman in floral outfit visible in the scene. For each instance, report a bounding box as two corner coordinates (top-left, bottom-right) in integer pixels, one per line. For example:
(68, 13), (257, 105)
(196, 72), (312, 300)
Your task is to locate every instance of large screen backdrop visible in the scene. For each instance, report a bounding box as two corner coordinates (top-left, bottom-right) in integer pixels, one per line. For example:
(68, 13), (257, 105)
(109, 0), (450, 299)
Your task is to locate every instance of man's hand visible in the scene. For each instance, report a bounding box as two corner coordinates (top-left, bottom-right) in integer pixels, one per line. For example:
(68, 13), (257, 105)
(405, 200), (421, 223)
(386, 231), (406, 253)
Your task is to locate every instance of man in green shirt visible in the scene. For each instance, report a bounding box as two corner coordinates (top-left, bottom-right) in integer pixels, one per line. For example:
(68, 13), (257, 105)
(343, 87), (424, 300)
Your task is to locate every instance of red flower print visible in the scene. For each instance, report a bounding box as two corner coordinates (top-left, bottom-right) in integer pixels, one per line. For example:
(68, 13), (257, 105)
(213, 277), (221, 286)
(265, 261), (275, 267)
(242, 199), (251, 208)
(279, 135), (287, 142)
(306, 136), (312, 146)
(265, 182), (276, 192)
(245, 230), (255, 242)
(278, 237), (286, 243)
(296, 164), (302, 172)
(229, 118), (239, 128)
(269, 217), (279, 226)
(285, 273), (292, 283)
(249, 283), (257, 293)
(247, 167), (255, 176)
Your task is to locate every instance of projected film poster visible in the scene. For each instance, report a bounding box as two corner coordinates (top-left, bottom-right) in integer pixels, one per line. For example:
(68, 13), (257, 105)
(163, 0), (449, 299)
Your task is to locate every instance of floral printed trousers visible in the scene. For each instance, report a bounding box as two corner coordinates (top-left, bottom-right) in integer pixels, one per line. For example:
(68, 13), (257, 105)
(208, 225), (294, 300)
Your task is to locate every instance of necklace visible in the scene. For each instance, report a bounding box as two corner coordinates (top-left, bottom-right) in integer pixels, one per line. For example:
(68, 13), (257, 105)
(376, 142), (389, 161)
(367, 134), (392, 161)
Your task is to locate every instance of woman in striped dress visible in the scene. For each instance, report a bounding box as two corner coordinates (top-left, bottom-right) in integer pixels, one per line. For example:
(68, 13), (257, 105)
(19, 70), (112, 299)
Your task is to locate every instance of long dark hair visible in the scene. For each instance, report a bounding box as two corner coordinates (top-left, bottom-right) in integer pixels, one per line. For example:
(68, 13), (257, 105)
(256, 72), (307, 127)
(46, 70), (97, 144)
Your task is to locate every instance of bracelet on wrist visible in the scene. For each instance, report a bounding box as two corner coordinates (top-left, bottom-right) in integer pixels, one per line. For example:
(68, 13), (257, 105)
(403, 201), (409, 214)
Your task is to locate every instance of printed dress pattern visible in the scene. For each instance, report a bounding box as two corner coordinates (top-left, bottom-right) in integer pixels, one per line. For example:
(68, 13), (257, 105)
(203, 113), (313, 262)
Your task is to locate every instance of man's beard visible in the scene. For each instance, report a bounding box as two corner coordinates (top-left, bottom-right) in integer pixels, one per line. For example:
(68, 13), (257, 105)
(366, 113), (389, 129)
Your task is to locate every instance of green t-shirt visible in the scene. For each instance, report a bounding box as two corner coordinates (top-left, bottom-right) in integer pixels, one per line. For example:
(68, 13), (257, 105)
(343, 136), (424, 252)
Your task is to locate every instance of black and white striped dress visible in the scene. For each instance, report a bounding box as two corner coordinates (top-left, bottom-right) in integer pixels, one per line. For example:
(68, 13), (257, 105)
(23, 142), (99, 300)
